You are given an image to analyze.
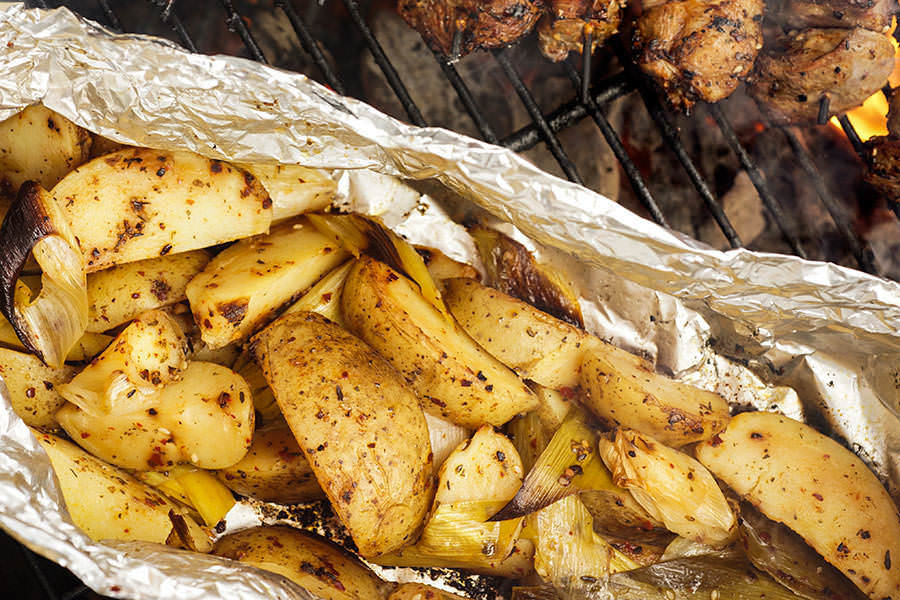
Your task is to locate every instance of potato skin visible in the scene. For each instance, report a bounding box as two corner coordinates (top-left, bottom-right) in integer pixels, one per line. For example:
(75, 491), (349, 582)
(217, 425), (323, 503)
(581, 346), (730, 446)
(342, 258), (536, 428)
(213, 526), (391, 600)
(0, 347), (74, 428)
(250, 312), (433, 557)
(388, 583), (469, 599)
(696, 411), (900, 600)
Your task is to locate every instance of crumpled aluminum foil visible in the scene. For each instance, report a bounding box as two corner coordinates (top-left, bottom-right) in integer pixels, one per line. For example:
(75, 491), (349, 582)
(0, 4), (898, 600)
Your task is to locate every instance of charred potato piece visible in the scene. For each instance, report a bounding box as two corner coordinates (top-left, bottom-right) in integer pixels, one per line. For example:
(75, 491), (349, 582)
(442, 277), (589, 390)
(86, 250), (210, 332)
(186, 218), (349, 348)
(696, 411), (900, 600)
(342, 258), (536, 428)
(34, 430), (207, 546)
(57, 361), (254, 471)
(0, 347), (74, 428)
(217, 425), (323, 504)
(213, 526), (391, 600)
(580, 345), (730, 446)
(250, 312), (433, 557)
(52, 148), (272, 272)
(0, 104), (91, 194)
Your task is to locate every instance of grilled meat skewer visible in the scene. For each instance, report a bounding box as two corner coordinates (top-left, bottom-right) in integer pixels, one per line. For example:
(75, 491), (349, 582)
(770, 0), (896, 33)
(537, 0), (626, 61)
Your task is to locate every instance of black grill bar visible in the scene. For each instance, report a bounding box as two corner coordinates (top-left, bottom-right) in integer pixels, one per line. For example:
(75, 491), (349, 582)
(581, 31), (592, 105)
(782, 126), (877, 273)
(613, 40), (742, 248)
(493, 48), (584, 185)
(341, 0), (426, 127)
(838, 114), (867, 160)
(502, 72), (632, 151)
(708, 104), (807, 258)
(21, 543), (60, 600)
(95, 0), (124, 31)
(220, 0), (268, 64)
(562, 60), (668, 226)
(276, 0), (347, 95)
(432, 52), (500, 144)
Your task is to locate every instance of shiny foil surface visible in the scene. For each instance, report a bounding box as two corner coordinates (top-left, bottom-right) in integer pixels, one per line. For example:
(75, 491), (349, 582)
(0, 5), (898, 599)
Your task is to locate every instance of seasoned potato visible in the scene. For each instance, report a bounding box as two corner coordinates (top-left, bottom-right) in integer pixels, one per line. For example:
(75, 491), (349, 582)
(250, 312), (433, 556)
(342, 258), (536, 428)
(0, 105), (91, 193)
(52, 148), (272, 272)
(416, 247), (479, 281)
(57, 309), (189, 416)
(86, 250), (210, 332)
(437, 425), (524, 504)
(581, 346), (730, 446)
(599, 429), (735, 545)
(442, 277), (589, 390)
(696, 411), (900, 600)
(424, 412), (471, 470)
(186, 219), (349, 348)
(213, 526), (391, 600)
(283, 260), (354, 328)
(217, 425), (323, 503)
(34, 430), (206, 545)
(57, 361), (253, 471)
(388, 583), (469, 599)
(0, 347), (74, 428)
(238, 163), (335, 221)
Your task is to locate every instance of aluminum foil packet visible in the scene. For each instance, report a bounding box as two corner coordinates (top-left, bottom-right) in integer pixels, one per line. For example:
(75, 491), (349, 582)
(1, 5), (899, 599)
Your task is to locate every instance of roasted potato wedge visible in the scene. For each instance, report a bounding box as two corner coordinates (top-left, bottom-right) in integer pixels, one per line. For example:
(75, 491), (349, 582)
(86, 250), (210, 332)
(696, 411), (900, 600)
(58, 361), (254, 471)
(0, 347), (74, 428)
(442, 277), (589, 390)
(238, 163), (335, 221)
(437, 425), (524, 504)
(213, 526), (391, 600)
(186, 218), (349, 348)
(0, 104), (91, 194)
(342, 257), (537, 428)
(581, 346), (730, 446)
(250, 312), (433, 557)
(57, 309), (189, 416)
(388, 583), (469, 600)
(52, 148), (272, 271)
(217, 425), (323, 504)
(282, 260), (354, 328)
(416, 246), (479, 281)
(34, 430), (207, 545)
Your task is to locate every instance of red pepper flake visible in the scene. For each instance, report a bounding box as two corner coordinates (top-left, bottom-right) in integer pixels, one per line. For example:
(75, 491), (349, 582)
(80, 432), (91, 439)
(812, 492), (823, 501)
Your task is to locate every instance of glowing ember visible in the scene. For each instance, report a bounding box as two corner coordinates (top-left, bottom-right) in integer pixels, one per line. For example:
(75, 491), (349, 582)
(830, 21), (900, 140)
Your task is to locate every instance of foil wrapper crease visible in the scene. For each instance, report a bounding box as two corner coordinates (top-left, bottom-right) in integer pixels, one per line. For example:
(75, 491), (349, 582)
(0, 5), (898, 599)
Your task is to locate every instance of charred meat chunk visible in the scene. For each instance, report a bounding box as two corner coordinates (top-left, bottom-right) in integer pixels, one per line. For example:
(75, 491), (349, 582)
(864, 90), (900, 203)
(537, 0), (627, 61)
(771, 0), (896, 34)
(749, 27), (894, 124)
(397, 0), (545, 57)
(632, 0), (765, 109)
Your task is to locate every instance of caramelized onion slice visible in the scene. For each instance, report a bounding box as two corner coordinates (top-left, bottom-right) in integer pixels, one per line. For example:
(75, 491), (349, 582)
(0, 182), (87, 367)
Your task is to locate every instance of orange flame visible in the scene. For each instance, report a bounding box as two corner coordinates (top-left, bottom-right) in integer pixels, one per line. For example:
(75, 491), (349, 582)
(830, 20), (900, 141)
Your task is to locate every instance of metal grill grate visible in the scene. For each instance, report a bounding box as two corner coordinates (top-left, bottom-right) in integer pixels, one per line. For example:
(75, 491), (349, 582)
(8, 0), (897, 597)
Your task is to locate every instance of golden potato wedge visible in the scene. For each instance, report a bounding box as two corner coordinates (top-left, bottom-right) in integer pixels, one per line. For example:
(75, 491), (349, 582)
(437, 425), (524, 505)
(696, 411), (900, 600)
(57, 309), (189, 416)
(342, 258), (536, 428)
(581, 346), (730, 446)
(388, 583), (469, 600)
(186, 219), (349, 348)
(86, 250), (210, 332)
(250, 312), (433, 557)
(416, 247), (479, 281)
(213, 526), (391, 600)
(238, 163), (335, 221)
(0, 347), (74, 428)
(0, 105), (91, 194)
(34, 430), (206, 544)
(217, 425), (323, 503)
(442, 277), (589, 390)
(57, 361), (253, 471)
(52, 148), (272, 272)
(283, 260), (354, 328)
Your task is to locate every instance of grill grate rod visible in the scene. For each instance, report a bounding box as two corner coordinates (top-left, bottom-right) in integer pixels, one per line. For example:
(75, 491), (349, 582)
(341, 0), (426, 127)
(432, 51), (500, 144)
(20, 543), (61, 600)
(494, 48), (584, 185)
(562, 60), (668, 226)
(837, 114), (867, 161)
(613, 39), (742, 248)
(96, 0), (124, 32)
(276, 0), (347, 95)
(782, 126), (877, 273)
(708, 104), (807, 258)
(220, 0), (268, 64)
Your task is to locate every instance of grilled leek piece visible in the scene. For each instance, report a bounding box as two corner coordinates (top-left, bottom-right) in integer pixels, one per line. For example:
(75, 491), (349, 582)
(0, 346), (74, 428)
